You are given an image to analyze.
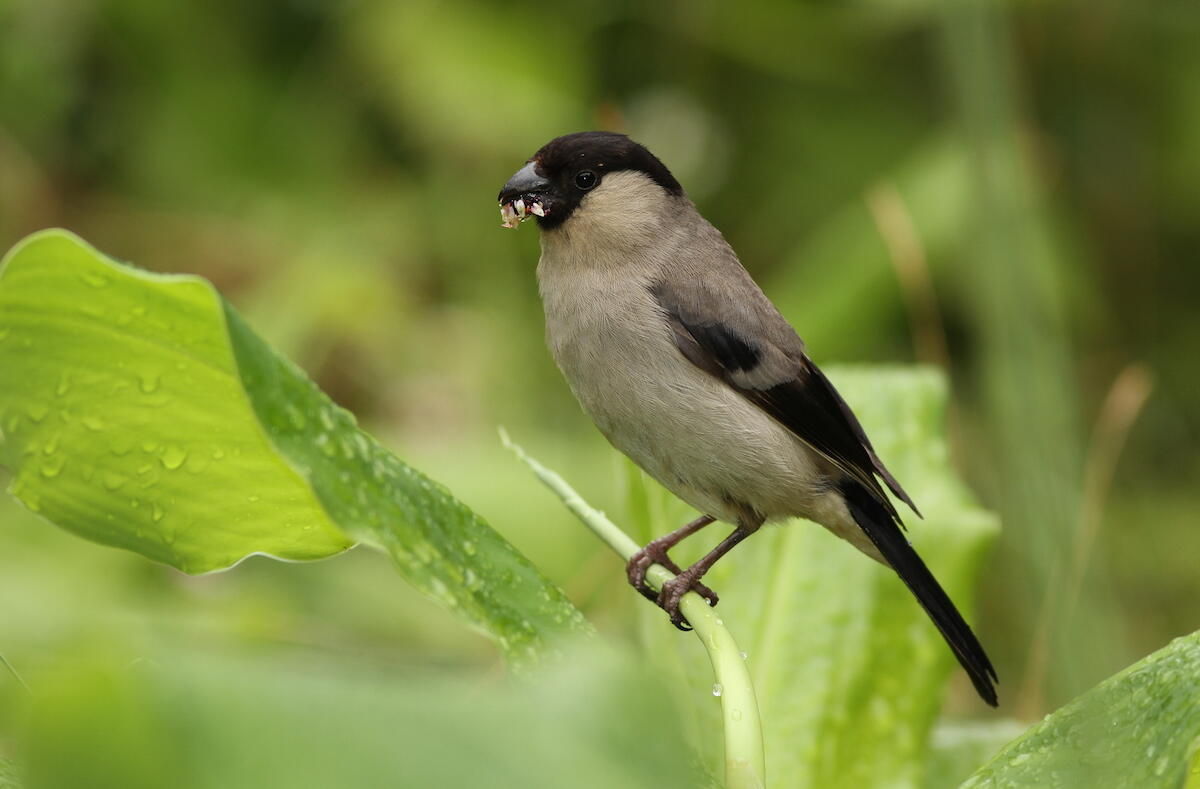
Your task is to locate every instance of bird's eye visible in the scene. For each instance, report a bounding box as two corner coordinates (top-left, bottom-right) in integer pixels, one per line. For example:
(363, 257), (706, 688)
(574, 170), (598, 191)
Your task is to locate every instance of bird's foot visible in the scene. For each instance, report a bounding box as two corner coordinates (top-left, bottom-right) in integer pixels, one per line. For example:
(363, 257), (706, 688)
(626, 543), (719, 621)
(656, 569), (715, 631)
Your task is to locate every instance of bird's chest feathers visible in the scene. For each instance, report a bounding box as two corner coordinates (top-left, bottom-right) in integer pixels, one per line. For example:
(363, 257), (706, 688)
(537, 252), (681, 433)
(540, 267), (664, 380)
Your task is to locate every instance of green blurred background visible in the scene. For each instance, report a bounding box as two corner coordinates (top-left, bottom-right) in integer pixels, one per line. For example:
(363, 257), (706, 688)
(0, 0), (1196, 749)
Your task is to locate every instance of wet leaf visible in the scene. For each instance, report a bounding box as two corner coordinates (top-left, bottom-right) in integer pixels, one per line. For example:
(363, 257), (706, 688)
(961, 630), (1200, 789)
(0, 229), (589, 665)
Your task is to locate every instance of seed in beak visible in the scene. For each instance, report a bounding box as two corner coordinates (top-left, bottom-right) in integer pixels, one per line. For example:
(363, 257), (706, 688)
(500, 201), (520, 228)
(530, 202), (545, 217)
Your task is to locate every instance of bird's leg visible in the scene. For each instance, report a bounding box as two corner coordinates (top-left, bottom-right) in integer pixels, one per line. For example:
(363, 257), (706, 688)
(627, 515), (718, 608)
(657, 523), (758, 631)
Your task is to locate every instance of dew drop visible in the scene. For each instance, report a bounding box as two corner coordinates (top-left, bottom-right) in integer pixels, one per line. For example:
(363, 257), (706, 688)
(712, 683), (723, 697)
(462, 540), (477, 556)
(740, 651), (748, 661)
(429, 576), (451, 602)
(26, 403), (49, 423)
(82, 415), (105, 432)
(81, 270), (110, 288)
(102, 471), (128, 491)
(353, 433), (371, 458)
(284, 404), (307, 430)
(40, 455), (66, 478)
(138, 372), (160, 394)
(55, 373), (71, 396)
(160, 444), (187, 470)
(152, 502), (164, 522)
(247, 494), (260, 503)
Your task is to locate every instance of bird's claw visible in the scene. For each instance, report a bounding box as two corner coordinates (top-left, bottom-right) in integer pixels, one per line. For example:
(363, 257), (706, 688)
(626, 546), (663, 603)
(657, 576), (698, 631)
(626, 545), (719, 614)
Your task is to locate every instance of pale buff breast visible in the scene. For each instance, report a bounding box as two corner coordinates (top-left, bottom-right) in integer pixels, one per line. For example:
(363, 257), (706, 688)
(538, 241), (830, 526)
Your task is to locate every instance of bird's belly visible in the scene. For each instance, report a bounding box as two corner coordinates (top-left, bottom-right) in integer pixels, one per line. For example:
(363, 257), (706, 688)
(548, 308), (827, 524)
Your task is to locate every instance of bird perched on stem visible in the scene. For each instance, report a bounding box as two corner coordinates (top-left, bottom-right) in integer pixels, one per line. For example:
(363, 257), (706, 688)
(498, 131), (998, 706)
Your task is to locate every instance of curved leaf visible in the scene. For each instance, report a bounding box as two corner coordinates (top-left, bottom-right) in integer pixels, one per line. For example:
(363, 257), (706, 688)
(0, 229), (588, 664)
(961, 630), (1200, 788)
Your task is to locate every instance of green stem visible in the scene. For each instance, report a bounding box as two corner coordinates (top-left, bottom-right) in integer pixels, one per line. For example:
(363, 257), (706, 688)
(501, 430), (765, 789)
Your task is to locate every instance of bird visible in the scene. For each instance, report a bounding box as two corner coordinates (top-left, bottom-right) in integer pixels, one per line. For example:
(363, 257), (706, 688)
(497, 131), (998, 706)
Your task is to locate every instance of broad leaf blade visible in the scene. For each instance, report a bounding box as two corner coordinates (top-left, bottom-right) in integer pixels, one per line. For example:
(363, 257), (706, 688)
(0, 230), (350, 569)
(0, 229), (588, 662)
(961, 631), (1200, 788)
(633, 367), (999, 787)
(223, 305), (590, 657)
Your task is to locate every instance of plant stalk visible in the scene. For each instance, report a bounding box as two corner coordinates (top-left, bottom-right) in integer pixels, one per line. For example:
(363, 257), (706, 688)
(502, 430), (766, 789)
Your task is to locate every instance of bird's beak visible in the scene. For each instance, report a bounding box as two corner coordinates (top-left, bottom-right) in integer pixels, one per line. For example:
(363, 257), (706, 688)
(497, 161), (553, 228)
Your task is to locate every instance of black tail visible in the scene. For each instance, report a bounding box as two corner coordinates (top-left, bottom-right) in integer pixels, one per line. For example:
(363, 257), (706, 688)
(841, 480), (999, 706)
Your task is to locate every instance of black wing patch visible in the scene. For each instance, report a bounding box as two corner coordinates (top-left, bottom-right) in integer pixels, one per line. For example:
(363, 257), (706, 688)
(654, 288), (919, 520)
(682, 322), (761, 373)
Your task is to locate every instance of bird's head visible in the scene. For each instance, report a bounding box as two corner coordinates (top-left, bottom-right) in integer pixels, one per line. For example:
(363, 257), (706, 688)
(497, 132), (683, 232)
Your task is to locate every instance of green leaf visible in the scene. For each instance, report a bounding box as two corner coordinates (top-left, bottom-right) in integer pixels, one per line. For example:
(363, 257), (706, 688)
(0, 229), (588, 664)
(631, 367), (999, 788)
(17, 645), (702, 789)
(961, 630), (1200, 788)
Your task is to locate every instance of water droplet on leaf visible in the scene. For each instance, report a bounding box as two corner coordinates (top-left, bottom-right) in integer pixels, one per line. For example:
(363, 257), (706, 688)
(102, 471), (128, 491)
(40, 455), (66, 478)
(81, 270), (110, 288)
(160, 444), (187, 470)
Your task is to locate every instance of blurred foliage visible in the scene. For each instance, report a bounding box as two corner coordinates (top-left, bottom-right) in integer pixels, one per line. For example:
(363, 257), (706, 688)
(0, 0), (1198, 784)
(17, 644), (702, 789)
